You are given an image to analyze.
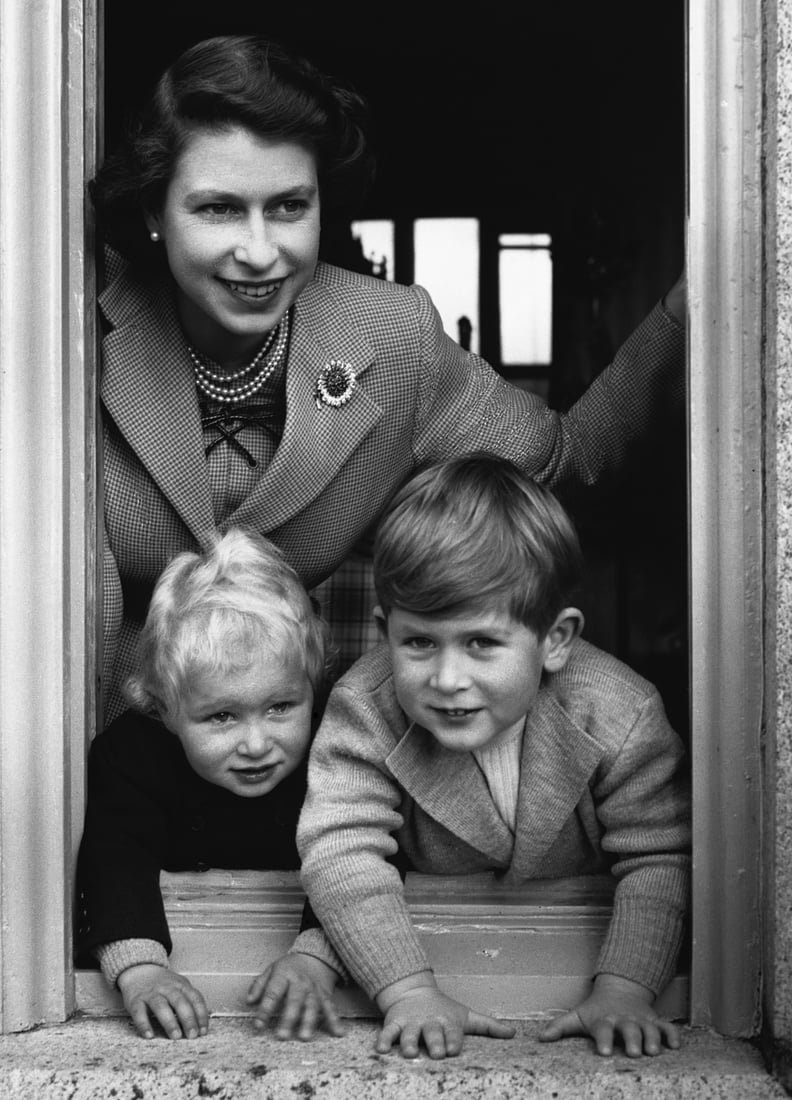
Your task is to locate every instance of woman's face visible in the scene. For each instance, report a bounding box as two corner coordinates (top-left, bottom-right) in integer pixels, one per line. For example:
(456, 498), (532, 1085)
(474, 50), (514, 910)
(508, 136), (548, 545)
(146, 125), (321, 367)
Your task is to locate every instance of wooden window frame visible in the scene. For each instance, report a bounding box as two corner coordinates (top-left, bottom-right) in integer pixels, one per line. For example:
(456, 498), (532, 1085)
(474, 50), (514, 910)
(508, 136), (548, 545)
(0, 0), (765, 1038)
(75, 871), (687, 1021)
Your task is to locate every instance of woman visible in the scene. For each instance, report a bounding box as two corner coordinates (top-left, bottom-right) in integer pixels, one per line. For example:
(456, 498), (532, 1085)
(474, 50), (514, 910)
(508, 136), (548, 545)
(94, 34), (686, 723)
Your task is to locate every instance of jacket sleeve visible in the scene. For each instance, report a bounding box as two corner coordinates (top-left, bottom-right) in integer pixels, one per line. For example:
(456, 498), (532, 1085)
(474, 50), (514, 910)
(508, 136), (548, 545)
(296, 684), (430, 1000)
(75, 724), (173, 961)
(101, 519), (123, 721)
(409, 284), (685, 491)
(591, 691), (691, 994)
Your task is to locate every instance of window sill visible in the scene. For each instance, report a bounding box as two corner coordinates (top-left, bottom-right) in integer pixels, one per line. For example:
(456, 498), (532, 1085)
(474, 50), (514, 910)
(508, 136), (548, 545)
(75, 870), (688, 1020)
(1, 1018), (784, 1100)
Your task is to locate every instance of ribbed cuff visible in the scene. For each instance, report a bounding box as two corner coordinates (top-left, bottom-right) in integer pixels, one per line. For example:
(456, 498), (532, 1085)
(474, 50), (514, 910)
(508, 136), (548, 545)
(321, 895), (430, 999)
(596, 897), (685, 995)
(289, 928), (349, 983)
(94, 938), (169, 987)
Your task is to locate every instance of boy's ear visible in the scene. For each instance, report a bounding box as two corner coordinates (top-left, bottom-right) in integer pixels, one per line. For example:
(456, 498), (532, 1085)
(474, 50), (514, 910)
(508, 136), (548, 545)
(373, 605), (388, 637)
(542, 608), (584, 673)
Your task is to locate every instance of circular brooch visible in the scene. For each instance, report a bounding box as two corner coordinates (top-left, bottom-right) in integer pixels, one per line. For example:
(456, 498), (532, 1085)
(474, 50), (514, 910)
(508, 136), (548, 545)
(315, 360), (356, 408)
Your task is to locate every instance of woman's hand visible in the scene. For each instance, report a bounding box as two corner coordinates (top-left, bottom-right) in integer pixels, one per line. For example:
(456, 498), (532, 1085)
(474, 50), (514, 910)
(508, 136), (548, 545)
(375, 972), (515, 1060)
(116, 963), (209, 1040)
(539, 973), (681, 1057)
(663, 269), (687, 326)
(247, 952), (344, 1040)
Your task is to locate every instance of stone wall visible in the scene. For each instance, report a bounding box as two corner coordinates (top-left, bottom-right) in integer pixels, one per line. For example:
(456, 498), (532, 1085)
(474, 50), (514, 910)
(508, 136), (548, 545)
(765, 0), (792, 1088)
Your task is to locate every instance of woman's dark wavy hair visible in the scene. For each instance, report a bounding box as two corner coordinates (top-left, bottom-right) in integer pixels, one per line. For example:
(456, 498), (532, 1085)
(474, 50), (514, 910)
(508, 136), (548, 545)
(90, 35), (374, 271)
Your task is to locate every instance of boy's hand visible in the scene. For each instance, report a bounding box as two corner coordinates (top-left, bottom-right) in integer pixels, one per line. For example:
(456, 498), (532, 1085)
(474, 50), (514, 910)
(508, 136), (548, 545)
(539, 973), (681, 1057)
(247, 953), (344, 1040)
(116, 963), (209, 1040)
(375, 972), (516, 1060)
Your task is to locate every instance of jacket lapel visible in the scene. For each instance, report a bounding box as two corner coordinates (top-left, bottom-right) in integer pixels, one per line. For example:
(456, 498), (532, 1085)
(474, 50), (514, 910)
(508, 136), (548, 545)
(100, 263), (385, 541)
(510, 689), (605, 877)
(100, 265), (384, 541)
(387, 688), (607, 877)
(386, 725), (515, 865)
(229, 278), (382, 533)
(100, 268), (216, 545)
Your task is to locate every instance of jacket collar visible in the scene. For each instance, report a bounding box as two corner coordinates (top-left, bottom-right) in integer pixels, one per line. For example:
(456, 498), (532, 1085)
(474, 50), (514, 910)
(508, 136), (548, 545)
(228, 276), (381, 532)
(99, 260), (381, 542)
(385, 686), (606, 875)
(101, 269), (215, 544)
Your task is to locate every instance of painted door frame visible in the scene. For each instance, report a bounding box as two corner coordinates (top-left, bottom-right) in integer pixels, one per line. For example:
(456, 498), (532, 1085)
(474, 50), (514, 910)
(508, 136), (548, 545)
(0, 0), (99, 1032)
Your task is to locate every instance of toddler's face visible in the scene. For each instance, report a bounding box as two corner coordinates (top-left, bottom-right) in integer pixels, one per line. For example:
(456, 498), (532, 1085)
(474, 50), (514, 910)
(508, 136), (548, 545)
(386, 604), (553, 754)
(163, 646), (313, 797)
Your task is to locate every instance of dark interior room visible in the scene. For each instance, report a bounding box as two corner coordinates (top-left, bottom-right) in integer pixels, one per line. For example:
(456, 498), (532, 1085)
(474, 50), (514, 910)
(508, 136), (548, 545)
(102, 2), (688, 735)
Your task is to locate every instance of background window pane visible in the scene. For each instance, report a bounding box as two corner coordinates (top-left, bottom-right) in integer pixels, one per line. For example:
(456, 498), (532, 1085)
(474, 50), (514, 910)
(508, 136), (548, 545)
(499, 244), (552, 365)
(351, 220), (395, 281)
(499, 233), (552, 248)
(414, 218), (480, 353)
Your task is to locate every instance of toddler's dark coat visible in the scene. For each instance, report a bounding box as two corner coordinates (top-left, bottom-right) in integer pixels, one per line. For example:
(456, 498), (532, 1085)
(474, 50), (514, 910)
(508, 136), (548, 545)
(75, 710), (306, 962)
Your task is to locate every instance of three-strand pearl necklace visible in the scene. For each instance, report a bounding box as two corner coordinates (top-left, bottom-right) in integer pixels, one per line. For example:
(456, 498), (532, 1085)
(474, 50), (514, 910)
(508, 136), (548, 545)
(189, 313), (290, 405)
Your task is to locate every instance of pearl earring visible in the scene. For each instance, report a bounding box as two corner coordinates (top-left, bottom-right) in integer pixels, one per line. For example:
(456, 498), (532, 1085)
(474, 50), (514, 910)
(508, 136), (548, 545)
(150, 230), (161, 242)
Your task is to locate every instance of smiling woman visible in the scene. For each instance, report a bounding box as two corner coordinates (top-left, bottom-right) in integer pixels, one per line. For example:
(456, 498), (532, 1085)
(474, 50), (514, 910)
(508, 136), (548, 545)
(92, 32), (685, 729)
(143, 131), (321, 369)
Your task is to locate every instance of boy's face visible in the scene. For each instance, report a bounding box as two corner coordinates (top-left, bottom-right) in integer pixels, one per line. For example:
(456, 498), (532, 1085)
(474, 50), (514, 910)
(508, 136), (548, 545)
(385, 604), (555, 753)
(162, 646), (313, 797)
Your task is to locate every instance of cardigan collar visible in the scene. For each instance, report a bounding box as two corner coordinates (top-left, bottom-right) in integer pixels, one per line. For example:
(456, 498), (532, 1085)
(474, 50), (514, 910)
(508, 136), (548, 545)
(385, 685), (605, 876)
(99, 258), (382, 543)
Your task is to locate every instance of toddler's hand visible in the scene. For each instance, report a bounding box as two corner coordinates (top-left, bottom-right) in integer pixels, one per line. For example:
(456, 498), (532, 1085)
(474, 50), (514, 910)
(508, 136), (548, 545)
(247, 952), (344, 1040)
(375, 974), (515, 1060)
(539, 973), (681, 1057)
(116, 963), (209, 1040)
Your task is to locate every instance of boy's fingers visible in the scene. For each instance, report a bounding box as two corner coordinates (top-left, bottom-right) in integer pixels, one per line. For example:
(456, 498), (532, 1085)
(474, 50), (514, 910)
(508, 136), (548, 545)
(375, 1020), (401, 1053)
(616, 1020), (644, 1058)
(639, 1021), (663, 1056)
(465, 1010), (516, 1040)
(538, 1011), (582, 1042)
(591, 1019), (616, 1057)
(442, 1024), (464, 1058)
(420, 1021), (448, 1060)
(659, 1019), (681, 1049)
(397, 1023), (422, 1059)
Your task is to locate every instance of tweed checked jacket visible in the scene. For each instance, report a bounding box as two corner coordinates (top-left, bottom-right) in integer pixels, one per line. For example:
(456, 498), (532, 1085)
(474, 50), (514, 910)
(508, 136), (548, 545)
(297, 639), (691, 1001)
(100, 253), (684, 718)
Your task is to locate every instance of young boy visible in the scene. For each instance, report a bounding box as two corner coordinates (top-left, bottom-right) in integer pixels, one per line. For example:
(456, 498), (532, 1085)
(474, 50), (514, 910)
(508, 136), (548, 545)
(297, 453), (691, 1060)
(75, 527), (345, 1041)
